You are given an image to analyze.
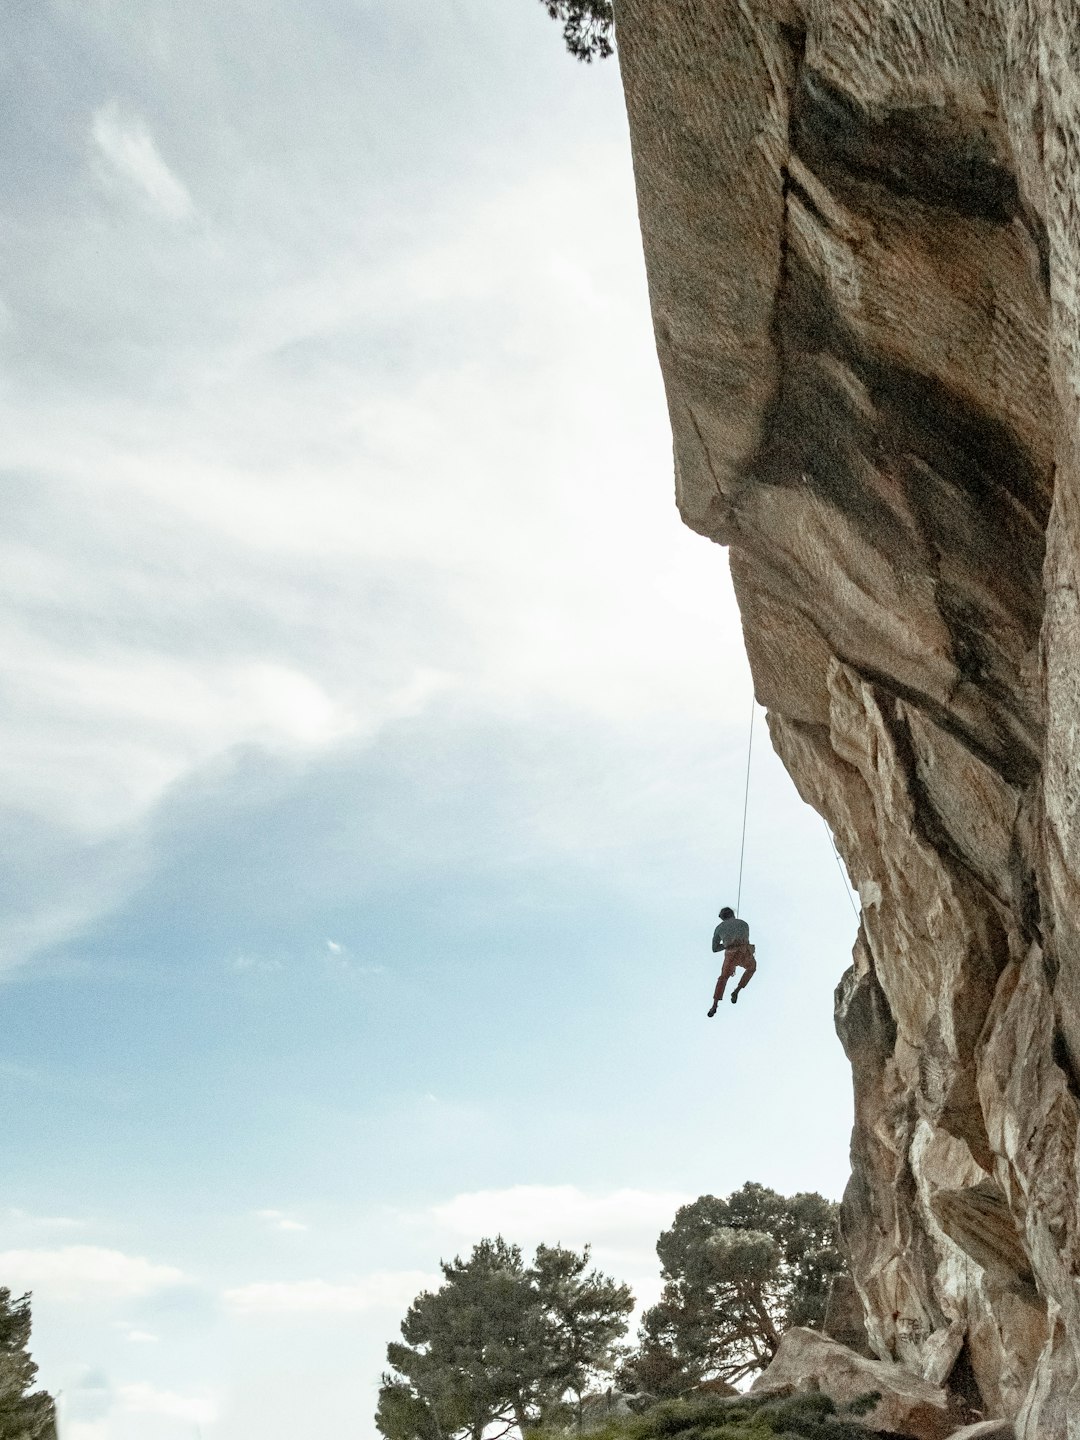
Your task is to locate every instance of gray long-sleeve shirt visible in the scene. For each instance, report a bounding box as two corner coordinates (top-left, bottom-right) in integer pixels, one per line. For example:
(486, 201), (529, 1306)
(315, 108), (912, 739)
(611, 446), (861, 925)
(712, 917), (750, 952)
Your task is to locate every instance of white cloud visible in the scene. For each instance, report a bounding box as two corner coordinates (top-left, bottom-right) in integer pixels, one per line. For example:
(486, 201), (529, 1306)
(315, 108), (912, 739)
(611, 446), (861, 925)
(90, 101), (194, 220)
(65, 1424), (109, 1440)
(0, 1246), (185, 1303)
(118, 1382), (217, 1425)
(256, 1208), (308, 1233)
(424, 1185), (689, 1320)
(125, 1329), (159, 1343)
(428, 1186), (688, 1318)
(224, 1269), (435, 1316)
(431, 1185), (688, 1248)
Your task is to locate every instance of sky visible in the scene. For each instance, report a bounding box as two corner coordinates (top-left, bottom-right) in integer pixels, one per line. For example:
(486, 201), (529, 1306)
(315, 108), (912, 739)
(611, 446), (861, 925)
(0, 3), (860, 1437)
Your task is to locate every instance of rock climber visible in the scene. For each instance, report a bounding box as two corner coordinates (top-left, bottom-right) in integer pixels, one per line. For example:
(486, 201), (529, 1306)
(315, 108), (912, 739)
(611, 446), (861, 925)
(707, 906), (756, 1016)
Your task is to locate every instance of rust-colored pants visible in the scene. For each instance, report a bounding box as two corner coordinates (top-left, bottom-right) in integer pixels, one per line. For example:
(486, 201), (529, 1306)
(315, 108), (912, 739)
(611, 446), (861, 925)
(714, 943), (757, 1001)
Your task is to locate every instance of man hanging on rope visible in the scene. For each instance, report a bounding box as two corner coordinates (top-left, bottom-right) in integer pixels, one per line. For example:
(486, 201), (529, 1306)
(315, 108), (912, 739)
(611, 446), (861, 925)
(707, 907), (756, 1015)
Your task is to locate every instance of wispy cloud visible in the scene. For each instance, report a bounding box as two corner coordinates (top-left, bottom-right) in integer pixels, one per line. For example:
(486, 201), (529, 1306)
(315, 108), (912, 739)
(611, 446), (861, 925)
(256, 1208), (308, 1233)
(0, 1246), (185, 1302)
(225, 1269), (435, 1316)
(2, 1207), (85, 1231)
(0, 106), (740, 978)
(90, 102), (195, 220)
(234, 953), (286, 974)
(227, 1190), (681, 1331)
(321, 937), (383, 974)
(0, 647), (358, 836)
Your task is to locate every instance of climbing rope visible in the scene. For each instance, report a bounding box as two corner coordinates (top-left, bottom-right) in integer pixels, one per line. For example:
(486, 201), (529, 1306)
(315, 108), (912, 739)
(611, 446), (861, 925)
(731, 693), (860, 926)
(822, 816), (861, 921)
(735, 695), (755, 915)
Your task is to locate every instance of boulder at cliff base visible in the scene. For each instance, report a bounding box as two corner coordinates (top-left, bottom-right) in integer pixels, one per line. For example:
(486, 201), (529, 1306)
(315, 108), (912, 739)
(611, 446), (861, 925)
(750, 1328), (954, 1440)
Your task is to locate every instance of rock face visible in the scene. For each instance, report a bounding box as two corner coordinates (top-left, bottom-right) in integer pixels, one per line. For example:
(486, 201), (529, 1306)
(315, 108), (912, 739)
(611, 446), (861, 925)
(751, 1327), (954, 1439)
(613, 1), (1080, 1433)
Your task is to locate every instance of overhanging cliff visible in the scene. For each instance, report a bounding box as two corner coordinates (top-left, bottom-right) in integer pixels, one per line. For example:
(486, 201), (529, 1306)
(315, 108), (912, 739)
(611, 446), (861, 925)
(613, 2), (1080, 1431)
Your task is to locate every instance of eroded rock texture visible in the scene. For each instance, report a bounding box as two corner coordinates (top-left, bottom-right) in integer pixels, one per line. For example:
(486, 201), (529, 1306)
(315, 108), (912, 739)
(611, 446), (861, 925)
(614, 1), (1080, 1431)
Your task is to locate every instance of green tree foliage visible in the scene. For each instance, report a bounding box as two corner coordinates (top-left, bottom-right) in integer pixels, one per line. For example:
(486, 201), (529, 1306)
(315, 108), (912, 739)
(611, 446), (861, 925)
(530, 1243), (633, 1418)
(539, 2), (614, 62)
(0, 1290), (57, 1440)
(376, 1237), (634, 1440)
(620, 1185), (846, 1394)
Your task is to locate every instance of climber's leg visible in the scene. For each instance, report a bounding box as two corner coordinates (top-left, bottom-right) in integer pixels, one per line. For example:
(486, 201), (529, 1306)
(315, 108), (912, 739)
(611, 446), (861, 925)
(731, 955), (757, 1002)
(712, 953), (738, 1004)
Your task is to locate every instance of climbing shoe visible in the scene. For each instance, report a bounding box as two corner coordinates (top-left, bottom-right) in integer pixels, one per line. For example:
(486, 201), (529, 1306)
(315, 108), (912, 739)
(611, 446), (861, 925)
(707, 1003), (718, 1018)
(731, 992), (739, 1004)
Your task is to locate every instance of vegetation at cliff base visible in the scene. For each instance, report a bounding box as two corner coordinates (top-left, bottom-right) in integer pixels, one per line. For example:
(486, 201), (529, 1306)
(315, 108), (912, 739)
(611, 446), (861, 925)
(545, 1391), (880, 1440)
(539, 1), (614, 61)
(377, 1238), (633, 1440)
(620, 1185), (845, 1394)
(0, 1290), (57, 1440)
(377, 1184), (849, 1440)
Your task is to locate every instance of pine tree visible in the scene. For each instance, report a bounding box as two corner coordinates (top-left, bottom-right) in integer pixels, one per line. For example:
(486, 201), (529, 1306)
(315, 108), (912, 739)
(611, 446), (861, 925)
(0, 1290), (57, 1440)
(620, 1184), (846, 1393)
(538, 2), (614, 62)
(376, 1238), (633, 1440)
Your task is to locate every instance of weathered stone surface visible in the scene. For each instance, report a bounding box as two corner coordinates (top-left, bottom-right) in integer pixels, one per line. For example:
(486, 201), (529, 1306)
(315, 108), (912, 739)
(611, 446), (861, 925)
(823, 1273), (871, 1354)
(614, 0), (1080, 1433)
(919, 1320), (966, 1389)
(929, 1184), (1035, 1297)
(751, 1327), (954, 1439)
(946, 1422), (1015, 1440)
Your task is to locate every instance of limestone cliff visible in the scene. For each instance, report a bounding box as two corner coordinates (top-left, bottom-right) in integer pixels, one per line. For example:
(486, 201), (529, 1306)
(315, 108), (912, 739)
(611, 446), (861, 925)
(613, 1), (1080, 1431)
